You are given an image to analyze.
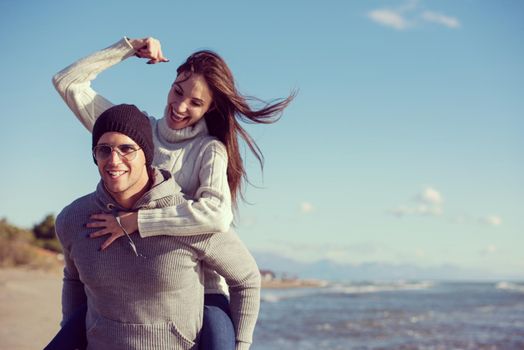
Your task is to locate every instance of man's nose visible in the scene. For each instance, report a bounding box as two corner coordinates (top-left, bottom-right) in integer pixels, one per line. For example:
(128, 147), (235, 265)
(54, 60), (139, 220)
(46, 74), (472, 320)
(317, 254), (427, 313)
(107, 149), (123, 164)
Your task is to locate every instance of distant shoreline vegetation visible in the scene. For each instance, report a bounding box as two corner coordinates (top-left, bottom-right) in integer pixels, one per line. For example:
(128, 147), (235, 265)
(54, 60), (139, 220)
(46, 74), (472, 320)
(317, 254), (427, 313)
(0, 215), (63, 271)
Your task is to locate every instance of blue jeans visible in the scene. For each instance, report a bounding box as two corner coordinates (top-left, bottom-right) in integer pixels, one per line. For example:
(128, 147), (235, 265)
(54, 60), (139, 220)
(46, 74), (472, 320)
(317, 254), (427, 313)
(44, 294), (235, 350)
(200, 294), (235, 350)
(44, 304), (87, 350)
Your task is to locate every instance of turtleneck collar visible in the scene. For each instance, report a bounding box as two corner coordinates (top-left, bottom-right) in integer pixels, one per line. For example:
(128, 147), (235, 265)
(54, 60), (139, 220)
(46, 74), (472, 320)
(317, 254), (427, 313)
(158, 117), (209, 144)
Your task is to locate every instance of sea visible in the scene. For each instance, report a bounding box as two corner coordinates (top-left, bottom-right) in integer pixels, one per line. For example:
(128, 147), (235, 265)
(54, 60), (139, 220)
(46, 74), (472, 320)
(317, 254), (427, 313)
(252, 280), (524, 350)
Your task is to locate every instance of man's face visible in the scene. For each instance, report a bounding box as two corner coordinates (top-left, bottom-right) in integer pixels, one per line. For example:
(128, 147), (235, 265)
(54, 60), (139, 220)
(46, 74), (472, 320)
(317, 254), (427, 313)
(95, 132), (149, 200)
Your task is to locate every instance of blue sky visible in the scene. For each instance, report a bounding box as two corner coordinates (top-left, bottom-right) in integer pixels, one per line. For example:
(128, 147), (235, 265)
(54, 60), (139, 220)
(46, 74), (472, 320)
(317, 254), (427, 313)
(1, 0), (522, 278)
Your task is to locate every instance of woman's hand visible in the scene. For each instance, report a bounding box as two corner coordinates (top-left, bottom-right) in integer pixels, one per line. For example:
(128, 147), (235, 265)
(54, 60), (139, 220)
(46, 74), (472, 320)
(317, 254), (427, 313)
(88, 212), (139, 250)
(128, 37), (169, 64)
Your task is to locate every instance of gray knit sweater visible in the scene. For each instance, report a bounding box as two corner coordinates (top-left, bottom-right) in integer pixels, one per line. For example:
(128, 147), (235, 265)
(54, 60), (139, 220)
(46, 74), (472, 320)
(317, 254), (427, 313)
(56, 168), (260, 350)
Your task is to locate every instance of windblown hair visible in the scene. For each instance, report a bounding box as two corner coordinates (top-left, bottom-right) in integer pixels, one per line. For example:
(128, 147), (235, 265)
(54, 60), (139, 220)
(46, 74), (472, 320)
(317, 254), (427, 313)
(177, 50), (295, 207)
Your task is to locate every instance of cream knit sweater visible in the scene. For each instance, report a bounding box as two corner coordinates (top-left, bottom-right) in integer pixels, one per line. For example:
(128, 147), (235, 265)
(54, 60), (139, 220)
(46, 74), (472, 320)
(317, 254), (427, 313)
(56, 168), (260, 350)
(53, 38), (234, 294)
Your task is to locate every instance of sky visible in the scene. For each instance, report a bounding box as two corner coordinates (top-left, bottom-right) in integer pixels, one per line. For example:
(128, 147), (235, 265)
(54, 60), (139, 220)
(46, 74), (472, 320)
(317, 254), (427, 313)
(1, 0), (522, 278)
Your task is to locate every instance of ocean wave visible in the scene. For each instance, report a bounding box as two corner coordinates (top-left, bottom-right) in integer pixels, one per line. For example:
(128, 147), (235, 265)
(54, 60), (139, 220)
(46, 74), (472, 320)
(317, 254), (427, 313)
(261, 289), (321, 303)
(328, 281), (434, 295)
(496, 281), (524, 293)
(261, 281), (433, 302)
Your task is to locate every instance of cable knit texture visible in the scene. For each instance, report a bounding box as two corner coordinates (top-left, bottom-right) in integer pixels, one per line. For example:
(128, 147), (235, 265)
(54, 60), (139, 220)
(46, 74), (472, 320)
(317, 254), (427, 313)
(52, 37), (234, 295)
(56, 168), (260, 350)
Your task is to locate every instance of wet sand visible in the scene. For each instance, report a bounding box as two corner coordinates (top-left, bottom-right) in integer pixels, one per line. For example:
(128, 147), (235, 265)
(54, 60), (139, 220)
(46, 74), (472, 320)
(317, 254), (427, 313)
(0, 267), (62, 350)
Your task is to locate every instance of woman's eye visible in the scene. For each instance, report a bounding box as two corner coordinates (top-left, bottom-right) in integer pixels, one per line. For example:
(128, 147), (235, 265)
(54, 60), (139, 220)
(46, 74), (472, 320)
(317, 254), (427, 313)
(191, 100), (203, 107)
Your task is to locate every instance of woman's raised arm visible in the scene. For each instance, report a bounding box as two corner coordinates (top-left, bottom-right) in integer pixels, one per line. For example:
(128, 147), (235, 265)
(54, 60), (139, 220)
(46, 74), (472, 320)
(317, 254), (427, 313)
(52, 37), (168, 131)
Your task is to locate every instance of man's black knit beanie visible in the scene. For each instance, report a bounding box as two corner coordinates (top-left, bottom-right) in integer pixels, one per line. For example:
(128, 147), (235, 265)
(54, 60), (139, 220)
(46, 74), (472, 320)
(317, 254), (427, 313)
(92, 104), (154, 167)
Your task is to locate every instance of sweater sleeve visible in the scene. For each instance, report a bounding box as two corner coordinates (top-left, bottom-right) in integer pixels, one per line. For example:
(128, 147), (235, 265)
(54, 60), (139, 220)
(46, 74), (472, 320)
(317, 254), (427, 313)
(52, 38), (135, 131)
(201, 230), (261, 350)
(138, 141), (234, 237)
(55, 211), (87, 326)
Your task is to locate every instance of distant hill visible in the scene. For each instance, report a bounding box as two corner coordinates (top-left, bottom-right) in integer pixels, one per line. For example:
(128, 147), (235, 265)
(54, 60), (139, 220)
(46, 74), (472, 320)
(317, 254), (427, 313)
(252, 251), (521, 282)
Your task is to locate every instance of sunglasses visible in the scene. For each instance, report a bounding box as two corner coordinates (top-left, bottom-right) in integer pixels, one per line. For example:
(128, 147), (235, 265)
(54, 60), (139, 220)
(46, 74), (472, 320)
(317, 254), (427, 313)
(92, 144), (141, 162)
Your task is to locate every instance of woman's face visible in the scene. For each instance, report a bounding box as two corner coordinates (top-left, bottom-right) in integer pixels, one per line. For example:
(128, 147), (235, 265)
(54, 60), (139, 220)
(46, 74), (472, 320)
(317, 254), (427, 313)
(164, 72), (214, 130)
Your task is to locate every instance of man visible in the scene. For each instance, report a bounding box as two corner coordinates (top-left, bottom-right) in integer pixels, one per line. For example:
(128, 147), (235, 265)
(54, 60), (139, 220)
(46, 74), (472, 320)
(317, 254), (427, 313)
(55, 104), (260, 350)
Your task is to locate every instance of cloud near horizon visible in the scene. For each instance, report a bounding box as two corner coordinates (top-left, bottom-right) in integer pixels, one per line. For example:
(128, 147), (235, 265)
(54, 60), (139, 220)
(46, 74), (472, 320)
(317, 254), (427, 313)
(421, 11), (461, 28)
(481, 244), (497, 255)
(300, 201), (314, 214)
(390, 186), (444, 217)
(368, 9), (409, 30)
(267, 240), (387, 263)
(481, 215), (502, 227)
(391, 190), (503, 229)
(367, 1), (460, 30)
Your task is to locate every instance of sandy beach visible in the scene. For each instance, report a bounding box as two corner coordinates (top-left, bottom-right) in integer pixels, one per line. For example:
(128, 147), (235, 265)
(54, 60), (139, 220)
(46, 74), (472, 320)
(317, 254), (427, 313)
(0, 266), (327, 349)
(0, 267), (62, 350)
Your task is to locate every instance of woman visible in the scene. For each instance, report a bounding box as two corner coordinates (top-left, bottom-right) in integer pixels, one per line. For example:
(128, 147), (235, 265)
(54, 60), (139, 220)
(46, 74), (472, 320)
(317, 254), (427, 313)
(48, 36), (294, 349)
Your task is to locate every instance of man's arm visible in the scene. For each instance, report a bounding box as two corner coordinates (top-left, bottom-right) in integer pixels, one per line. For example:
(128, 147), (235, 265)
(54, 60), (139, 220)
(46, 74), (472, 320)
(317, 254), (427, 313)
(55, 212), (87, 325)
(200, 230), (261, 350)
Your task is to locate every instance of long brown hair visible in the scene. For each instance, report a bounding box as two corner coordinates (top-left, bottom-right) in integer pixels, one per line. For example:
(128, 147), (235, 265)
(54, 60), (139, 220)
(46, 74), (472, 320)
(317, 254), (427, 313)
(177, 50), (295, 207)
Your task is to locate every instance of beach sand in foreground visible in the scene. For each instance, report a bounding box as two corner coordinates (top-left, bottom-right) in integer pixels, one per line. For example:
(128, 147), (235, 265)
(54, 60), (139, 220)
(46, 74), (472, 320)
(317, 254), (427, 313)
(0, 267), (62, 350)
(0, 267), (327, 349)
